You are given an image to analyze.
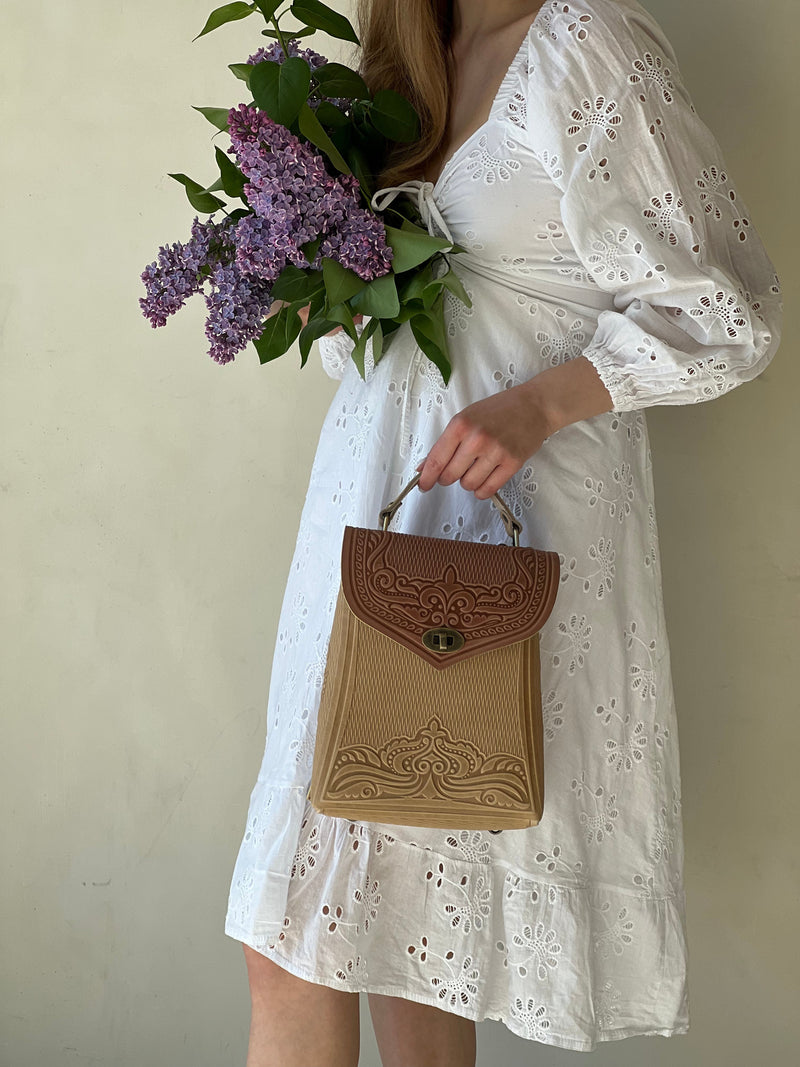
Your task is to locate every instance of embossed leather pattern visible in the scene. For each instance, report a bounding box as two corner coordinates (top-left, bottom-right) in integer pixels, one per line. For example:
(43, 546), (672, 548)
(308, 526), (561, 830)
(341, 526), (560, 671)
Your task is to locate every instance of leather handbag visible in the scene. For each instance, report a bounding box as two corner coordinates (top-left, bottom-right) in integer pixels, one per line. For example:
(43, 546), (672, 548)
(307, 472), (561, 831)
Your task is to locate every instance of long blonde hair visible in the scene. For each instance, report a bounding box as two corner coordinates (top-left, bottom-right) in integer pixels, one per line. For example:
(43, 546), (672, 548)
(352, 0), (455, 188)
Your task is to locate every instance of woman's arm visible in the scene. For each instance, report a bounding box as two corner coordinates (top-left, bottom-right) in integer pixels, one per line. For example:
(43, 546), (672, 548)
(414, 357), (614, 498)
(521, 355), (615, 437)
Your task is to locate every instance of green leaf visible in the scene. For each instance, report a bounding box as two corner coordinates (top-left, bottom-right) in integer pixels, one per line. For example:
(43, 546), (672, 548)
(419, 264), (473, 312)
(298, 316), (341, 365)
(349, 273), (400, 318)
(194, 2), (255, 41)
(312, 62), (369, 100)
(325, 301), (358, 339)
(300, 235), (322, 265)
(321, 257), (366, 307)
(398, 261), (434, 302)
(192, 105), (231, 132)
(260, 24), (316, 39)
(368, 89), (420, 142)
(393, 302), (425, 323)
(252, 0), (281, 19)
(214, 145), (247, 199)
(409, 293), (452, 383)
(250, 57), (310, 126)
(271, 263), (325, 304)
(410, 323), (451, 384)
(228, 62), (253, 85)
(308, 285), (327, 319)
(290, 0), (360, 44)
(434, 265), (472, 308)
(252, 305), (303, 365)
(313, 100), (349, 128)
(363, 315), (384, 365)
(347, 146), (374, 201)
(296, 102), (351, 174)
(383, 225), (452, 274)
(167, 172), (226, 213)
(349, 325), (369, 379)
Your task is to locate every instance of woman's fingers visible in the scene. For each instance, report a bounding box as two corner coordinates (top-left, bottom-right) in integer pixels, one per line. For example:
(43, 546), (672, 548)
(265, 301), (364, 336)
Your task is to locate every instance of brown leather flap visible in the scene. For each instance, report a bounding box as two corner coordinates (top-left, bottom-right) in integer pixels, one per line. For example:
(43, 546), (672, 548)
(340, 526), (560, 670)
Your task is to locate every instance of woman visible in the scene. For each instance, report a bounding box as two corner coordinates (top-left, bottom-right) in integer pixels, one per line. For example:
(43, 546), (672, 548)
(225, 1), (783, 1063)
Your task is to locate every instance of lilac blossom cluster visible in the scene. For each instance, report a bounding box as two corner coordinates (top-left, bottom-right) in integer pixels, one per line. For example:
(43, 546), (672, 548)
(140, 101), (393, 365)
(140, 213), (276, 365)
(227, 102), (393, 283)
(246, 38), (328, 74)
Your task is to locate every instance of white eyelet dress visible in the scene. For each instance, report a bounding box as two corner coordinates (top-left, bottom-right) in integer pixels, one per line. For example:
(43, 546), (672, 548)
(224, 0), (782, 1051)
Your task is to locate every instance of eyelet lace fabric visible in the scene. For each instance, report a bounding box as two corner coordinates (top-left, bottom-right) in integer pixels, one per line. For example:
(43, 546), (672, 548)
(224, 0), (782, 1051)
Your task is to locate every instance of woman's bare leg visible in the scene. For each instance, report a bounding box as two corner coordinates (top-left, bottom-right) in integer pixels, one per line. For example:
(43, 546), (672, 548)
(243, 944), (360, 1067)
(367, 992), (477, 1067)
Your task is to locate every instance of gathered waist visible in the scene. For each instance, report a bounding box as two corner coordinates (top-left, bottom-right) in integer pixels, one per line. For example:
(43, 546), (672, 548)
(456, 256), (616, 315)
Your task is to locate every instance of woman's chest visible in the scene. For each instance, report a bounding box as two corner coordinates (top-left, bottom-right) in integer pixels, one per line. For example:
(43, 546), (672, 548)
(433, 119), (575, 279)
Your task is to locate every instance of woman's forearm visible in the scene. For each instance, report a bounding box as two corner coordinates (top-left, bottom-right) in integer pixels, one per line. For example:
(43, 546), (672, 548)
(521, 355), (616, 437)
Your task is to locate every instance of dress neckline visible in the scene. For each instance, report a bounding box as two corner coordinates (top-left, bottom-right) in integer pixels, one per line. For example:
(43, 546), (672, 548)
(428, 5), (546, 194)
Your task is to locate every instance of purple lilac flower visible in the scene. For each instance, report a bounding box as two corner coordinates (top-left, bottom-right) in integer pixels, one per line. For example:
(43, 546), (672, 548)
(139, 214), (229, 327)
(247, 39), (328, 73)
(140, 95), (392, 365)
(141, 212), (273, 365)
(319, 209), (394, 279)
(203, 260), (275, 366)
(227, 103), (392, 282)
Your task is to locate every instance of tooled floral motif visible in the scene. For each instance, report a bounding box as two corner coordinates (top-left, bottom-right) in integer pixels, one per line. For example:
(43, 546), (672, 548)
(326, 713), (532, 810)
(346, 529), (554, 641)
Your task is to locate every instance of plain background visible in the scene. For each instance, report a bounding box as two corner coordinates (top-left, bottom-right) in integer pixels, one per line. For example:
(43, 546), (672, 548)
(1, 1), (797, 1064)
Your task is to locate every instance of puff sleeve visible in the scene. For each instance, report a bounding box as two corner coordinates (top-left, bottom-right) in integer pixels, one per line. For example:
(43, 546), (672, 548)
(522, 0), (783, 411)
(316, 320), (372, 380)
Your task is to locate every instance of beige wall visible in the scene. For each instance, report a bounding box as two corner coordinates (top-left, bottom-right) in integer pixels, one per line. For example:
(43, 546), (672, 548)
(1, 1), (797, 1063)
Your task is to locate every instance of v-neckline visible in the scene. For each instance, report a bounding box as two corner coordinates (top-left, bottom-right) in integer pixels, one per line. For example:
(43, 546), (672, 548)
(429, 5), (546, 194)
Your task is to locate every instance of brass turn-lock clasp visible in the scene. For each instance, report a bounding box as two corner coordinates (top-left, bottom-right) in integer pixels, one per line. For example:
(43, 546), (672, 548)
(422, 627), (465, 653)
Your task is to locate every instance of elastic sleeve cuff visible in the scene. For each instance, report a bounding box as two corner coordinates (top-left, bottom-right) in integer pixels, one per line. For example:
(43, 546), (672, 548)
(581, 344), (641, 413)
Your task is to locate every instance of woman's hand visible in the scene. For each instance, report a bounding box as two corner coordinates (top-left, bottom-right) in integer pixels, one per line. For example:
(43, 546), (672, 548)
(415, 357), (615, 499)
(415, 379), (554, 500)
(266, 299), (363, 337)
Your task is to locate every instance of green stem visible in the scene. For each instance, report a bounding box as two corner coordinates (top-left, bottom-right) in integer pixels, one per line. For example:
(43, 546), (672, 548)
(270, 17), (291, 59)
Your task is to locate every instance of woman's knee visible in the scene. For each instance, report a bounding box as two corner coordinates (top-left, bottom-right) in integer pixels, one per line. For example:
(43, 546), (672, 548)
(241, 944), (360, 1067)
(241, 943), (359, 1023)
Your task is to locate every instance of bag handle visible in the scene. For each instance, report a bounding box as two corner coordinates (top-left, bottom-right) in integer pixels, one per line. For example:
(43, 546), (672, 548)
(378, 471), (523, 547)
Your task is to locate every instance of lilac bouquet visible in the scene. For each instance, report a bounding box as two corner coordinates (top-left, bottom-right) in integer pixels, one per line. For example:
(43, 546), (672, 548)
(139, 0), (471, 382)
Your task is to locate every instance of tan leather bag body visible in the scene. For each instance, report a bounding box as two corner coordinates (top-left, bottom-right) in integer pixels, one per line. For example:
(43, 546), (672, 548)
(307, 472), (561, 831)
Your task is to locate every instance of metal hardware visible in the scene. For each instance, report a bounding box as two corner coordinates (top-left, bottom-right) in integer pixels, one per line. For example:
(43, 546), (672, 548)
(378, 471), (523, 547)
(421, 626), (465, 653)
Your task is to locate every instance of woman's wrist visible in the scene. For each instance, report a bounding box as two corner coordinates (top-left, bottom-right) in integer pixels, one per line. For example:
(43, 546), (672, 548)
(520, 355), (615, 436)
